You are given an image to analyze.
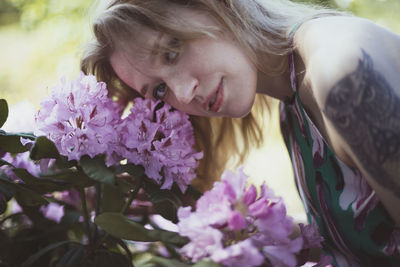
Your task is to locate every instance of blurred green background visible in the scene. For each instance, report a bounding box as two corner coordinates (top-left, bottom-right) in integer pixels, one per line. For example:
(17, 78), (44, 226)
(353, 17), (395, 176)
(0, 0), (399, 219)
(0, 0), (399, 106)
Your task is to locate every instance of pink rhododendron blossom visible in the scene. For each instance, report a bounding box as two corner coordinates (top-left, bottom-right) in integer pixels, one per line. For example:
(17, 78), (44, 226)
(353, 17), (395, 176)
(40, 202), (65, 223)
(211, 240), (264, 267)
(299, 220), (324, 249)
(119, 98), (203, 192)
(177, 167), (324, 267)
(35, 72), (122, 165)
(1, 152), (40, 181)
(53, 189), (81, 209)
(262, 238), (303, 267)
(35, 73), (202, 192)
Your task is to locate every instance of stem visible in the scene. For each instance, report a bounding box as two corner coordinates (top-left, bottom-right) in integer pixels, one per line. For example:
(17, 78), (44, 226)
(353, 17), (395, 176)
(79, 187), (93, 245)
(93, 183), (102, 243)
(96, 184), (102, 215)
(95, 179), (143, 248)
(121, 180), (142, 214)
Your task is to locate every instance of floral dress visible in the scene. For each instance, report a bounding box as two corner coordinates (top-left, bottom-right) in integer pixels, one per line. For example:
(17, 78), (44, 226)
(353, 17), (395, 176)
(279, 51), (400, 266)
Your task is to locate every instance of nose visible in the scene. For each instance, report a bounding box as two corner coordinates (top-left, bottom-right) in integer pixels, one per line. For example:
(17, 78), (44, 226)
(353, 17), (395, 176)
(166, 73), (198, 104)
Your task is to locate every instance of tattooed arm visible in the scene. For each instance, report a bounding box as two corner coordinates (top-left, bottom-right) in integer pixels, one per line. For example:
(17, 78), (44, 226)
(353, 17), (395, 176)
(322, 49), (400, 226)
(294, 15), (400, 226)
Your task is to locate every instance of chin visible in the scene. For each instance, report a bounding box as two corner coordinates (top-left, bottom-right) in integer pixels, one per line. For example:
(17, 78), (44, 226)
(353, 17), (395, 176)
(225, 106), (253, 118)
(229, 99), (255, 118)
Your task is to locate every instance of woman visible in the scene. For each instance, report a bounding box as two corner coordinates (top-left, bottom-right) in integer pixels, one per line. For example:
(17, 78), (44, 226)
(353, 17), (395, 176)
(81, 0), (400, 265)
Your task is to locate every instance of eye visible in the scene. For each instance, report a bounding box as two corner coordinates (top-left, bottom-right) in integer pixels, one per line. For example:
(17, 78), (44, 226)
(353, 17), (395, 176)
(164, 37), (180, 64)
(165, 51), (178, 63)
(153, 83), (167, 100)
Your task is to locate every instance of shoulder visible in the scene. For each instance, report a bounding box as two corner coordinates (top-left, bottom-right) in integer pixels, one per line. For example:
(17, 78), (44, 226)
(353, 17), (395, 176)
(296, 15), (400, 108)
(294, 15), (400, 165)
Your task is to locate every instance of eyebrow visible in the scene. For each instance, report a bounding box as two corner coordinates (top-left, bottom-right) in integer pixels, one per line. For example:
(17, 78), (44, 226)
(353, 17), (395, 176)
(150, 33), (164, 60)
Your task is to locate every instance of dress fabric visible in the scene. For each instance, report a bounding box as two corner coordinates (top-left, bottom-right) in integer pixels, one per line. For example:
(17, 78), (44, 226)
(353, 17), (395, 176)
(279, 49), (400, 266)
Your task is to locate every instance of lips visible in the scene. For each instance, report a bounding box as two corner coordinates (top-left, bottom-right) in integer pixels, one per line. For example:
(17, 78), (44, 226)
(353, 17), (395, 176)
(204, 79), (224, 112)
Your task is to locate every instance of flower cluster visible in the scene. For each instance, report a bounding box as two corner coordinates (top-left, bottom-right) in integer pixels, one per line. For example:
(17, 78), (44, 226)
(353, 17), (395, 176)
(177, 167), (323, 267)
(35, 72), (122, 164)
(35, 73), (202, 192)
(119, 98), (203, 192)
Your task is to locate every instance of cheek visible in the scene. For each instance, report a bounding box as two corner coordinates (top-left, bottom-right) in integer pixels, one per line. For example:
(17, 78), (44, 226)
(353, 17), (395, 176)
(164, 95), (202, 116)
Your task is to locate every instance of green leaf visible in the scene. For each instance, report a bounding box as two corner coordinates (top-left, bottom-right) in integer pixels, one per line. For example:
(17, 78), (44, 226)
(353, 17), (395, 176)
(0, 158), (14, 167)
(0, 177), (48, 206)
(101, 184), (125, 212)
(41, 170), (96, 189)
(115, 163), (146, 180)
(0, 194), (8, 215)
(0, 99), (8, 128)
(193, 261), (222, 267)
(94, 212), (188, 245)
(0, 132), (30, 153)
(30, 136), (60, 160)
(56, 245), (85, 267)
(138, 256), (190, 267)
(20, 240), (75, 267)
(0, 179), (14, 214)
(54, 156), (77, 169)
(92, 249), (133, 267)
(0, 181), (14, 198)
(13, 168), (71, 193)
(113, 237), (133, 262)
(116, 179), (137, 194)
(80, 155), (115, 185)
(13, 185), (49, 206)
(143, 180), (182, 223)
(185, 185), (202, 201)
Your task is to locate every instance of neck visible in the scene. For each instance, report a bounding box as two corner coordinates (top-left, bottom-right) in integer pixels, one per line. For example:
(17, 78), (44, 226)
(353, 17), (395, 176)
(256, 52), (306, 101)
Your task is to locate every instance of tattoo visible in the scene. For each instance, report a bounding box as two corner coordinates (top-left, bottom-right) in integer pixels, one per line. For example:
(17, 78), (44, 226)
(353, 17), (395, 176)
(324, 49), (400, 197)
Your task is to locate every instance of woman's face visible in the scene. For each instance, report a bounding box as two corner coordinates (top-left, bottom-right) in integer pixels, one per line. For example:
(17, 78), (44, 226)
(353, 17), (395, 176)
(110, 10), (258, 118)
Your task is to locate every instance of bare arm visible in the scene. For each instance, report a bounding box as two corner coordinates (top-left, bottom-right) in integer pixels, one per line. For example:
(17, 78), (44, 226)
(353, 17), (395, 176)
(295, 16), (400, 226)
(323, 49), (400, 226)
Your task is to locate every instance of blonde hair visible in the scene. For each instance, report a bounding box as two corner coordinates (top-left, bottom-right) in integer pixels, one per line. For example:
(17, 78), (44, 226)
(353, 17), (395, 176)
(81, 0), (342, 191)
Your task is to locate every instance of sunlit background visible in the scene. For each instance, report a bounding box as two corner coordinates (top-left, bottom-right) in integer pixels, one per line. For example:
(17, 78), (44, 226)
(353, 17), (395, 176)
(1, 0), (399, 221)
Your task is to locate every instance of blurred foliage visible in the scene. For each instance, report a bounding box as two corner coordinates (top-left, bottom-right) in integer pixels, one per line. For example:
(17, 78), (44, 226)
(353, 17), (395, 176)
(0, 0), (399, 106)
(0, 0), (96, 106)
(0, 0), (91, 29)
(293, 0), (337, 8)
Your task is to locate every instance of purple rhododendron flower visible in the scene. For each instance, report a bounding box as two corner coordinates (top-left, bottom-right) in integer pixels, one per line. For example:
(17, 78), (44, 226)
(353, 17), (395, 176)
(211, 240), (264, 267)
(1, 152), (40, 181)
(177, 166), (321, 267)
(299, 220), (324, 250)
(40, 202), (65, 223)
(35, 72), (122, 164)
(119, 98), (203, 192)
(35, 74), (202, 192)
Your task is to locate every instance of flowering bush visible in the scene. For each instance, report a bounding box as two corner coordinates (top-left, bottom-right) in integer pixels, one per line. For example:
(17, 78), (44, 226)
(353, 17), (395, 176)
(34, 72), (202, 191)
(0, 73), (327, 267)
(177, 167), (326, 267)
